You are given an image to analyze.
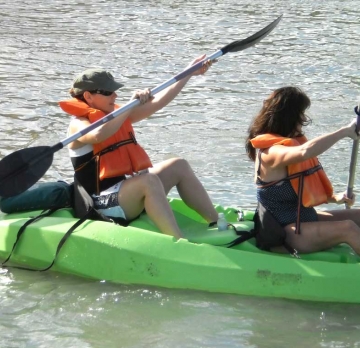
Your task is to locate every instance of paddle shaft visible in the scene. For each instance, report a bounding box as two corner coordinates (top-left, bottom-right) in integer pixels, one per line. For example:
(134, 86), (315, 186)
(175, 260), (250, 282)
(60, 15), (283, 147)
(61, 51), (223, 148)
(345, 111), (360, 209)
(0, 15), (283, 198)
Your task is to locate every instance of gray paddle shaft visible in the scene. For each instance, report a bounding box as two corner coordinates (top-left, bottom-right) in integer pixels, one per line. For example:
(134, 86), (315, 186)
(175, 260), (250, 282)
(61, 15), (282, 148)
(0, 15), (282, 198)
(61, 50), (222, 148)
(346, 111), (360, 209)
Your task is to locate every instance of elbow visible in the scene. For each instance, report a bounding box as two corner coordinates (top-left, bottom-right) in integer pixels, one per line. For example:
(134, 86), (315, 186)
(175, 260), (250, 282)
(300, 146), (315, 160)
(84, 129), (106, 144)
(92, 131), (108, 144)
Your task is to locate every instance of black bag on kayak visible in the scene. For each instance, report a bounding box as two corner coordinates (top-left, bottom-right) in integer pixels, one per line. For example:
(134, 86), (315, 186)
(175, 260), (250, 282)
(72, 175), (129, 226)
(253, 202), (298, 257)
(1, 180), (75, 271)
(1, 177), (130, 272)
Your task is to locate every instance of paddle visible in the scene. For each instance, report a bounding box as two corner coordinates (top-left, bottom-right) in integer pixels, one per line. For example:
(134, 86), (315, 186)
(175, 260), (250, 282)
(345, 105), (360, 209)
(0, 15), (282, 198)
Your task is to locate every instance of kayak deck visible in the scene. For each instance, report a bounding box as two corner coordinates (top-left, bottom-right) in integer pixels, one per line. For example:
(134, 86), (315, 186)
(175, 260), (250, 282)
(0, 198), (359, 303)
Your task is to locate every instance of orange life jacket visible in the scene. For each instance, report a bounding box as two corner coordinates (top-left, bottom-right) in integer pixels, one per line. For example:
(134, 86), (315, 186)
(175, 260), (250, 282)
(250, 133), (333, 207)
(59, 98), (152, 179)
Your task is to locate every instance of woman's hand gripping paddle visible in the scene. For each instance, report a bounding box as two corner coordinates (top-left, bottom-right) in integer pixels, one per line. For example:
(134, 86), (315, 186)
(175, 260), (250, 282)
(346, 103), (360, 209)
(0, 15), (282, 198)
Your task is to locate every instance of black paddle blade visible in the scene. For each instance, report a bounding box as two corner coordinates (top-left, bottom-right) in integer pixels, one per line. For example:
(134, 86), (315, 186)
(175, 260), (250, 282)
(221, 15), (283, 55)
(0, 146), (54, 198)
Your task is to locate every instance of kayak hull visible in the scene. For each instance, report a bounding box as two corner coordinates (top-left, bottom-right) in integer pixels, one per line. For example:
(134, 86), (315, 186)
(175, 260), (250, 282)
(0, 198), (359, 303)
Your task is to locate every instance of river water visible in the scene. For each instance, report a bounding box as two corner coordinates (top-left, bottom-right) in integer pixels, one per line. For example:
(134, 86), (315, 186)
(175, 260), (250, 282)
(1, 0), (360, 347)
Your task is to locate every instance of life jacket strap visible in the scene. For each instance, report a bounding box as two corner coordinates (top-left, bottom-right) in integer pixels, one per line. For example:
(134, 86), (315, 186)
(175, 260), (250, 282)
(257, 162), (323, 235)
(74, 133), (136, 195)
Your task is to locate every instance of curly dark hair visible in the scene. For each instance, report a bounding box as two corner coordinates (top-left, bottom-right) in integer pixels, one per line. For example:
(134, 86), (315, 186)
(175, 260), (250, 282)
(245, 86), (312, 161)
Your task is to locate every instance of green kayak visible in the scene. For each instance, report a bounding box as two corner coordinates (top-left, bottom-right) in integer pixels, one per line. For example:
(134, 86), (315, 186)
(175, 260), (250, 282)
(0, 198), (359, 303)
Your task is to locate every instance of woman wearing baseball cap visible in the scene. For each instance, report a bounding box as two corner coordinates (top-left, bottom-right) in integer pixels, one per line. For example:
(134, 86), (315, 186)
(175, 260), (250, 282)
(60, 55), (218, 239)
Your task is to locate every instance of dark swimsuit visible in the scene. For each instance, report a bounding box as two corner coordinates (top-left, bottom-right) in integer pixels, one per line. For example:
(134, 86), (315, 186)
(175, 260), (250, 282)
(256, 151), (318, 227)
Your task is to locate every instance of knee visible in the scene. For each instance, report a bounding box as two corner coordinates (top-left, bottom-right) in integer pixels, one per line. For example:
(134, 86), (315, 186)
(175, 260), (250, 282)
(139, 173), (164, 192)
(344, 220), (359, 231)
(171, 158), (192, 174)
(343, 219), (360, 235)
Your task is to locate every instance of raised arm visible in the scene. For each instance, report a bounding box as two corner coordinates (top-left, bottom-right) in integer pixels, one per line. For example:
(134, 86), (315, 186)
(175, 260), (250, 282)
(265, 120), (359, 169)
(128, 54), (212, 123)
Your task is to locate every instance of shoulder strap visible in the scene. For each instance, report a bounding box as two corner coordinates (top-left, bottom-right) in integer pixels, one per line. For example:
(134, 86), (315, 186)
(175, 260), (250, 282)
(256, 149), (264, 177)
(211, 219), (257, 248)
(1, 175), (138, 272)
(223, 223), (257, 248)
(35, 209), (94, 272)
(1, 208), (61, 271)
(74, 137), (135, 173)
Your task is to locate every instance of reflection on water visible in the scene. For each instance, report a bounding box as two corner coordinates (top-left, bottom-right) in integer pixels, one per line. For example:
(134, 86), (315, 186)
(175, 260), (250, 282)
(1, 269), (360, 348)
(1, 0), (360, 347)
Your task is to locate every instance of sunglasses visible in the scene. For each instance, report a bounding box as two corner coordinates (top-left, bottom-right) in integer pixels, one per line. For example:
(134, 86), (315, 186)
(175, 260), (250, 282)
(89, 89), (114, 96)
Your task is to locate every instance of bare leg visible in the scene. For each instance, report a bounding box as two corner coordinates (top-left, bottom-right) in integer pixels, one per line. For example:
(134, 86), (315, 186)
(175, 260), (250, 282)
(283, 219), (360, 255)
(317, 209), (360, 226)
(117, 173), (182, 238)
(149, 158), (218, 223)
